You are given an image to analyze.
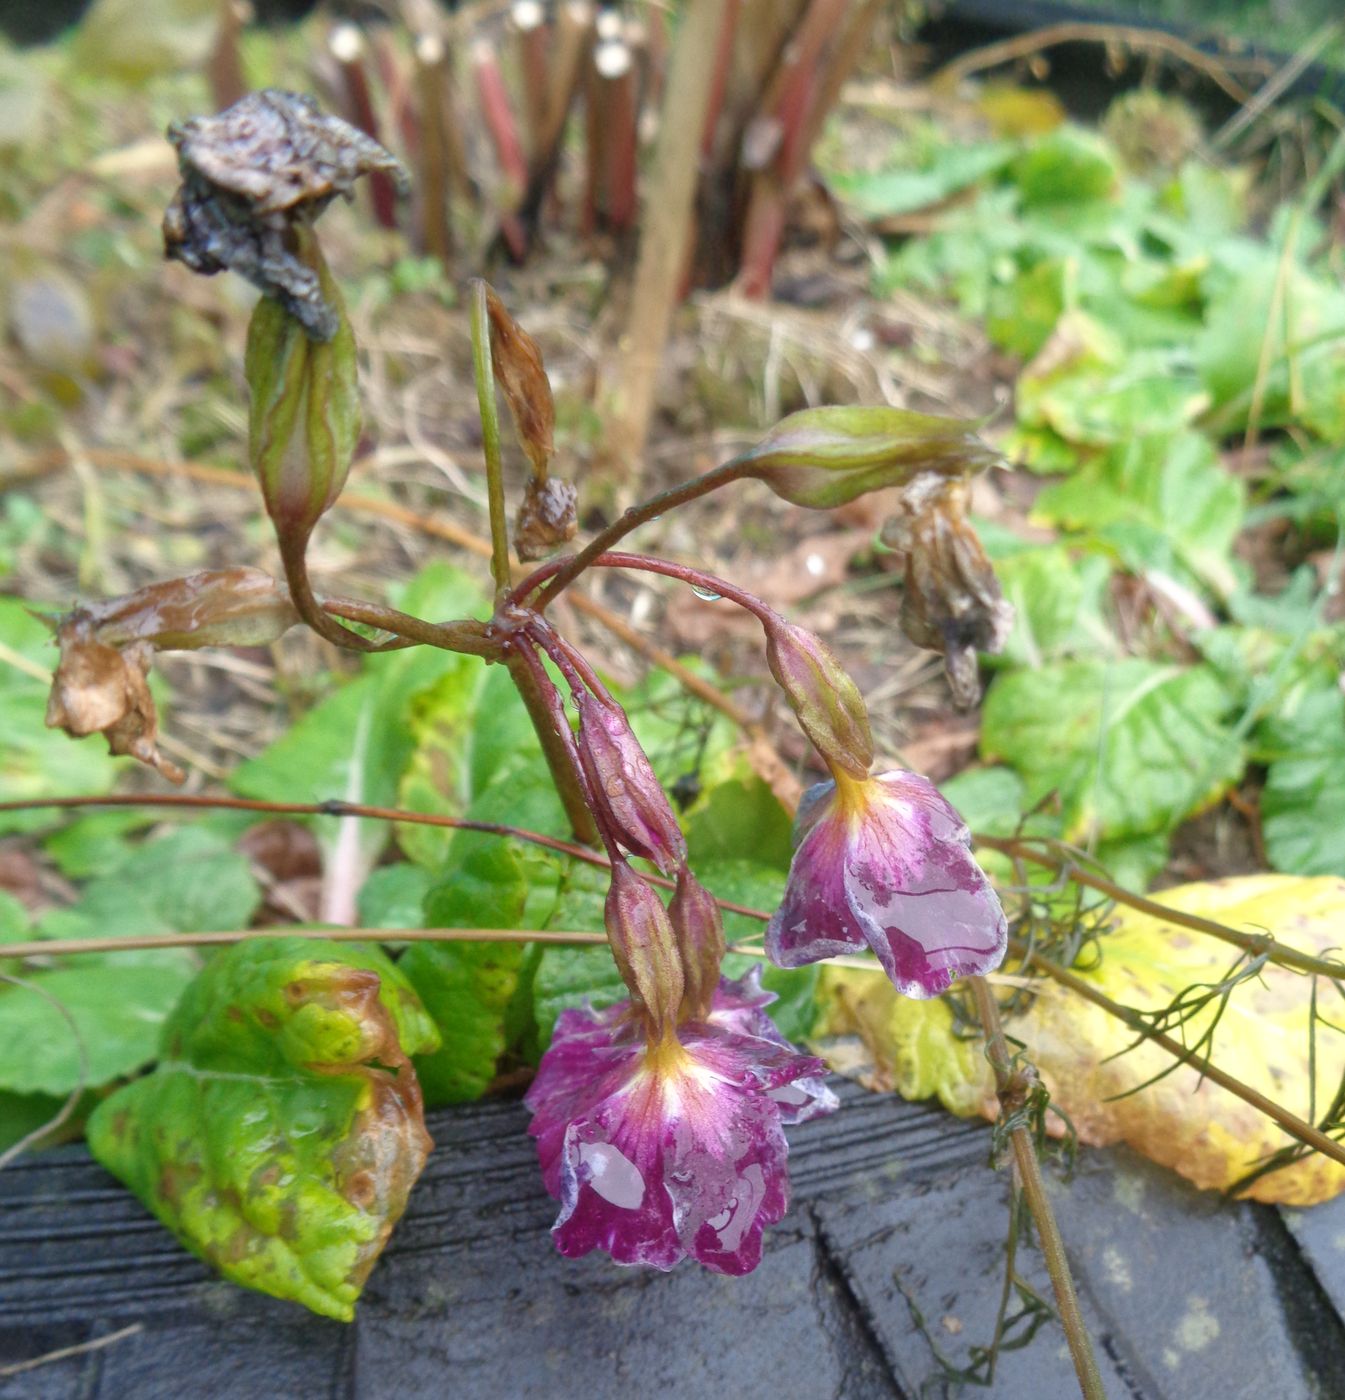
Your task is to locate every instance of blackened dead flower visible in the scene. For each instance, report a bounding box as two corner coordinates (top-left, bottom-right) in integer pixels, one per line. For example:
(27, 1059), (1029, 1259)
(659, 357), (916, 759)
(163, 90), (408, 340)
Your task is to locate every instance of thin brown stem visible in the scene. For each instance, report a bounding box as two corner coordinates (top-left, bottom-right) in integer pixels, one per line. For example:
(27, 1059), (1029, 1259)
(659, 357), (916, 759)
(969, 976), (1106, 1400)
(977, 835), (1345, 980)
(1011, 940), (1345, 1172)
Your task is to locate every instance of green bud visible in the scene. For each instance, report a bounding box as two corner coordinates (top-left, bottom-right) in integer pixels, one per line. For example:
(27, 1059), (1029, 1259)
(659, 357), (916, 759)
(733, 405), (998, 510)
(765, 620), (873, 778)
(605, 861), (684, 1037)
(244, 241), (360, 543)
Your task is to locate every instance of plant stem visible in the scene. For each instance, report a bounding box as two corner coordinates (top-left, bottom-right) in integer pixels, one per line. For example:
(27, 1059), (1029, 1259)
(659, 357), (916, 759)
(517, 458), (749, 609)
(969, 975), (1106, 1400)
(1010, 939), (1345, 1172)
(977, 835), (1345, 980)
(506, 649), (601, 845)
(470, 281), (514, 602)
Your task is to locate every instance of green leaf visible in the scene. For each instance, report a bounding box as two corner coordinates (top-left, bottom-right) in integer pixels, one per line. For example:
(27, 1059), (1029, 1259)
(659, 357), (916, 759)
(356, 862), (433, 930)
(72, 0), (218, 82)
(0, 598), (117, 833)
(400, 840), (538, 1105)
(1009, 128), (1118, 207)
(86, 936), (437, 1321)
(683, 747), (793, 871)
(831, 141), (1014, 218)
(985, 257), (1066, 358)
(0, 962), (196, 1096)
(234, 563), (484, 886)
(532, 946), (627, 1047)
(1032, 432), (1244, 596)
(42, 809), (151, 878)
(980, 659), (1241, 844)
(1260, 684), (1345, 876)
(990, 544), (1116, 666)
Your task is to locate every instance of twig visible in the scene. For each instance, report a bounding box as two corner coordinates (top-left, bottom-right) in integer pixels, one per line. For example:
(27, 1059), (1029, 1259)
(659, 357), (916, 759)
(1011, 941), (1345, 1174)
(929, 22), (1255, 105)
(414, 32), (455, 266)
(976, 835), (1345, 980)
(0, 1325), (144, 1380)
(969, 976), (1106, 1400)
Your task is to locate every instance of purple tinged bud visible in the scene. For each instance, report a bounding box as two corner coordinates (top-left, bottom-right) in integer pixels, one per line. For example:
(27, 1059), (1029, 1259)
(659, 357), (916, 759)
(605, 863), (684, 1036)
(668, 869), (726, 1020)
(765, 620), (874, 779)
(732, 405), (999, 511)
(575, 690), (687, 876)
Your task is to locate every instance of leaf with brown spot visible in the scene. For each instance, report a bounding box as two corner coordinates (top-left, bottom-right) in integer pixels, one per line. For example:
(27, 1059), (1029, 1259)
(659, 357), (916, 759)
(87, 937), (440, 1320)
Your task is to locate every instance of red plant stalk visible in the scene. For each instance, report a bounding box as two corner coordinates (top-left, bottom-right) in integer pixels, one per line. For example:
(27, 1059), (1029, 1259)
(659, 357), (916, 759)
(374, 30), (423, 163)
(414, 31), (454, 265)
(737, 0), (847, 298)
(472, 37), (531, 258)
(207, 0), (250, 111)
(330, 24), (400, 231)
(511, 0), (551, 159)
(586, 39), (639, 234)
(700, 0), (741, 161)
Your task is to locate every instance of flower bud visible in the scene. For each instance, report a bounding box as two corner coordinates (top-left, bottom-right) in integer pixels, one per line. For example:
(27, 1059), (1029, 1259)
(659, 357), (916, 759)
(605, 862), (684, 1036)
(765, 621), (873, 779)
(244, 241), (361, 543)
(733, 405), (999, 510)
(575, 690), (687, 876)
(668, 869), (726, 1020)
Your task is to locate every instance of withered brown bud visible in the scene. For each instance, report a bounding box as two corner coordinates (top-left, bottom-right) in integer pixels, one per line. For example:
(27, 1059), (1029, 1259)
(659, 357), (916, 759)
(668, 869), (726, 1022)
(483, 285), (555, 477)
(65, 568), (298, 651)
(881, 475), (1014, 709)
(163, 90), (409, 340)
(43, 569), (299, 783)
(514, 477), (579, 561)
(46, 629), (183, 784)
(575, 690), (687, 876)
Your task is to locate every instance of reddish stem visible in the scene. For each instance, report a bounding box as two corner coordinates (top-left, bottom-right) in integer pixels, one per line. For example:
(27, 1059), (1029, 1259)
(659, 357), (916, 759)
(331, 25), (399, 230)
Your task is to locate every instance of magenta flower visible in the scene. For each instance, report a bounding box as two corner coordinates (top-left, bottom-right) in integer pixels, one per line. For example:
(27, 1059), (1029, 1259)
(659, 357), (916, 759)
(765, 771), (1007, 998)
(525, 975), (832, 1275)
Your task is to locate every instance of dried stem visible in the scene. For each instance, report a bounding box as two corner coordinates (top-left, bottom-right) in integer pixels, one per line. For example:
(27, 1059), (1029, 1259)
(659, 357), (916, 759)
(594, 0), (727, 488)
(969, 975), (1106, 1400)
(1010, 940), (1345, 1172)
(414, 32), (455, 265)
(978, 835), (1345, 980)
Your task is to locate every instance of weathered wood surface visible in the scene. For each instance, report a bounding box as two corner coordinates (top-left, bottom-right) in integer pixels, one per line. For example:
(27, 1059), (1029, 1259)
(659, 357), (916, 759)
(2, 1082), (1343, 1399)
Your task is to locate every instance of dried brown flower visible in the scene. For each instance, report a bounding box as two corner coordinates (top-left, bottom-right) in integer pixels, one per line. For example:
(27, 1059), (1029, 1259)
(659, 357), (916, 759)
(881, 475), (1014, 709)
(163, 90), (408, 340)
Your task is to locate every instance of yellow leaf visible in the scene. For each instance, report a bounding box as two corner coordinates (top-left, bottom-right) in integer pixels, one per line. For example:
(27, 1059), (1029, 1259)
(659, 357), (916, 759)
(819, 876), (1345, 1206)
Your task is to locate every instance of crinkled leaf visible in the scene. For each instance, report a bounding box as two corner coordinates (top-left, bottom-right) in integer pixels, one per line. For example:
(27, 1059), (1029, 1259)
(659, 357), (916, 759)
(87, 937), (437, 1321)
(981, 658), (1241, 844)
(1009, 127), (1118, 207)
(0, 598), (118, 833)
(822, 875), (1345, 1205)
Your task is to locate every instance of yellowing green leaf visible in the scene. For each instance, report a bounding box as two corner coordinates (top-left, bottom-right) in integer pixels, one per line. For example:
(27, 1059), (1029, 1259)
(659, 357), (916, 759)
(87, 938), (438, 1320)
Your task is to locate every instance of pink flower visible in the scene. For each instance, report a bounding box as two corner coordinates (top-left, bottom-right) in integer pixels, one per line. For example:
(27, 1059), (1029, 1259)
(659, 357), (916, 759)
(765, 771), (1007, 998)
(525, 974), (833, 1275)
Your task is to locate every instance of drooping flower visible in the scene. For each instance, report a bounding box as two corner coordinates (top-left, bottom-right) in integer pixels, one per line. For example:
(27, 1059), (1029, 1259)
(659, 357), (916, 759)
(765, 770), (1007, 998)
(525, 973), (833, 1275)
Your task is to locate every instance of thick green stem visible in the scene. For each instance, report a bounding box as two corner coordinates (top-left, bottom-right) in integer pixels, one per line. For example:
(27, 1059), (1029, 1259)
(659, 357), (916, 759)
(506, 650), (599, 847)
(470, 279), (513, 601)
(969, 975), (1106, 1400)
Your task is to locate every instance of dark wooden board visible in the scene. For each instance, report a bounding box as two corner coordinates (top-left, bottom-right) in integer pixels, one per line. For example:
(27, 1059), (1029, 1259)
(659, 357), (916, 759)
(2, 1083), (1343, 1399)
